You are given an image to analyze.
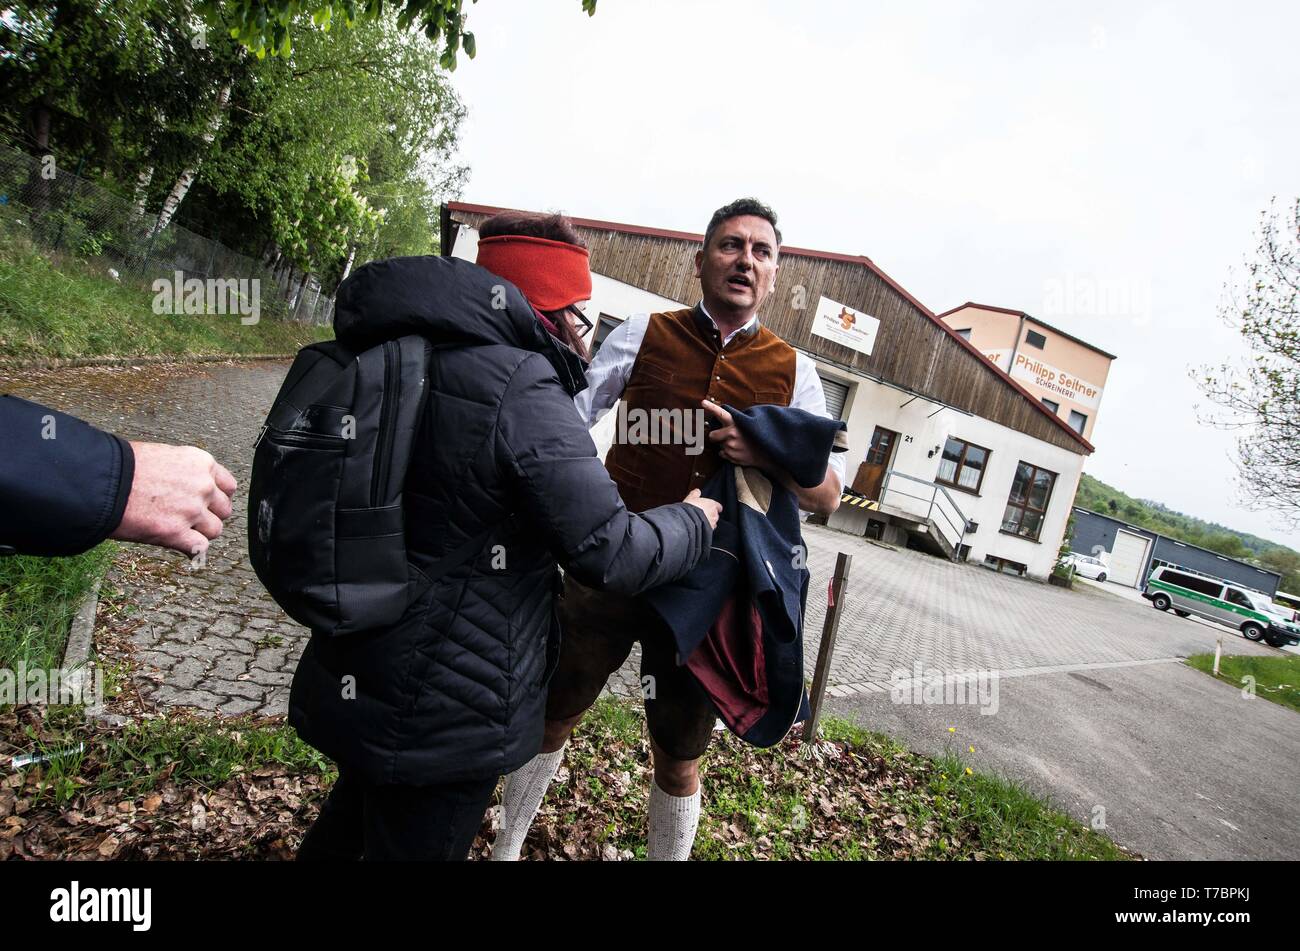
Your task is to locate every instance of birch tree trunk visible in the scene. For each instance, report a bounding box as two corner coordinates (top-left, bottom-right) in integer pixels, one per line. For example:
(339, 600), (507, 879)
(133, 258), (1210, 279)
(151, 83), (232, 236)
(131, 165), (154, 221)
(339, 244), (358, 283)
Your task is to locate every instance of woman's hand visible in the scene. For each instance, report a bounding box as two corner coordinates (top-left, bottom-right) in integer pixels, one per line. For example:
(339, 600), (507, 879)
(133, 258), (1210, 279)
(682, 488), (721, 529)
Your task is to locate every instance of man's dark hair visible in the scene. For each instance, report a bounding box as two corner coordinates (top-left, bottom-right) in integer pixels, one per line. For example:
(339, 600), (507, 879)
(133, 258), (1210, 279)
(703, 198), (782, 249)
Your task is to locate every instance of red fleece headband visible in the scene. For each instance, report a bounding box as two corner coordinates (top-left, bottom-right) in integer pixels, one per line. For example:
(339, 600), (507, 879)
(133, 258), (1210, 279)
(476, 235), (592, 312)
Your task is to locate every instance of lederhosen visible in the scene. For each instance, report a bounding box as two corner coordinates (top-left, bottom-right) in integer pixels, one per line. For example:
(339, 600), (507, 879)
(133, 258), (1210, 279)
(545, 305), (796, 760)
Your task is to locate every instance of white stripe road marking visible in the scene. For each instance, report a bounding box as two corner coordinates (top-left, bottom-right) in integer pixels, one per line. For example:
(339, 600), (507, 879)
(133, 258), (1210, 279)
(826, 656), (1187, 698)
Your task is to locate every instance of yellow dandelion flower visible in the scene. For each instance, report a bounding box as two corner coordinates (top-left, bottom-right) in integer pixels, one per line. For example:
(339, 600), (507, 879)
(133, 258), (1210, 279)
(948, 727), (956, 733)
(965, 767), (973, 775)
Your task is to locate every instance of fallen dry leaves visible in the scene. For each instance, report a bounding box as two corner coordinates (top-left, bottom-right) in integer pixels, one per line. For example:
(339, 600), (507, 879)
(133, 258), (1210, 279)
(0, 705), (324, 861)
(1, 701), (1130, 861)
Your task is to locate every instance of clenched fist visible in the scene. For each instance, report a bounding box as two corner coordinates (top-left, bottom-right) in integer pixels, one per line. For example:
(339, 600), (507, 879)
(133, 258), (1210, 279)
(110, 442), (237, 557)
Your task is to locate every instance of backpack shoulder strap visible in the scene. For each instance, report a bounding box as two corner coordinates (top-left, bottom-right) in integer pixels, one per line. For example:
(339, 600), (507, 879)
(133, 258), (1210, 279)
(402, 336), (515, 586)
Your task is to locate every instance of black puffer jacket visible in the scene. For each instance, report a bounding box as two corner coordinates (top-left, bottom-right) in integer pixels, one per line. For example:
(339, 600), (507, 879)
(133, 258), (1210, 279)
(288, 255), (712, 785)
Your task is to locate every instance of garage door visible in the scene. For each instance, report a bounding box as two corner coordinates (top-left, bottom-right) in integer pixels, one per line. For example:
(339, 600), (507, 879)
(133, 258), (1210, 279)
(1108, 530), (1151, 588)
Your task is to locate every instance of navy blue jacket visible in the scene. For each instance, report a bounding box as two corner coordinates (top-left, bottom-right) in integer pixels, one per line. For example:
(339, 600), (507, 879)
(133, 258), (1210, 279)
(644, 404), (846, 747)
(0, 395), (134, 556)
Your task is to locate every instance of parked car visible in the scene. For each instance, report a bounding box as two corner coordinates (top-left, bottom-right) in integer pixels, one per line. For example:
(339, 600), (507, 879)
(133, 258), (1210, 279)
(1065, 552), (1108, 582)
(1142, 566), (1300, 648)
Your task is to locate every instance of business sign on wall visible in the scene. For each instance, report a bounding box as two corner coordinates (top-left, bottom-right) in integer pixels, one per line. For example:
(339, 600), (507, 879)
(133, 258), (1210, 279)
(982, 350), (1011, 372)
(1007, 353), (1104, 409)
(811, 296), (880, 356)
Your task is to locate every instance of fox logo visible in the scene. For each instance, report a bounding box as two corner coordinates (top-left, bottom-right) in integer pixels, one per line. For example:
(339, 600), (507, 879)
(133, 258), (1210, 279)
(839, 307), (857, 330)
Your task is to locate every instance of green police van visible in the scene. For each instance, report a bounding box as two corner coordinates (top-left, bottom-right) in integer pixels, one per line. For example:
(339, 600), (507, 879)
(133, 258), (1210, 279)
(1142, 566), (1300, 649)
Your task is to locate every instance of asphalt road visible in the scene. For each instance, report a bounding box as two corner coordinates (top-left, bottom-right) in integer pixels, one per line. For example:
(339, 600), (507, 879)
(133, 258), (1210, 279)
(827, 646), (1300, 860)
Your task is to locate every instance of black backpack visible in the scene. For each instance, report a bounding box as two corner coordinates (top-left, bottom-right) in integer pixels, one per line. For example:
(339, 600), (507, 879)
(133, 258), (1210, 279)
(247, 336), (488, 637)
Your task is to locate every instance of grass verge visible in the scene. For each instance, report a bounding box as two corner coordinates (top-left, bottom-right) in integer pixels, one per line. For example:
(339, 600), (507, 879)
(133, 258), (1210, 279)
(0, 545), (114, 671)
(0, 697), (1132, 860)
(542, 700), (1129, 861)
(1186, 652), (1300, 713)
(0, 220), (332, 360)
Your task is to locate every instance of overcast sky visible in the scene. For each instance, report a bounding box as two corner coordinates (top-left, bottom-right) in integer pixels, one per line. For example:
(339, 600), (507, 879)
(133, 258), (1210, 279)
(448, 0), (1300, 549)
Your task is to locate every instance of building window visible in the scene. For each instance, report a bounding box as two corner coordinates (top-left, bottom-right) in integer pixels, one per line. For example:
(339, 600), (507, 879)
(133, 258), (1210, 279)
(1041, 398), (1060, 414)
(1068, 409), (1088, 434)
(591, 314), (622, 356)
(983, 554), (1027, 575)
(936, 437), (990, 493)
(1025, 329), (1047, 349)
(953, 328), (972, 341)
(866, 427), (899, 466)
(1001, 461), (1058, 540)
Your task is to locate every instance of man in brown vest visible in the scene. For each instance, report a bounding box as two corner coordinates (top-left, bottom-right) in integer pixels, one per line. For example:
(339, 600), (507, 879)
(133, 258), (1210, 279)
(492, 198), (845, 861)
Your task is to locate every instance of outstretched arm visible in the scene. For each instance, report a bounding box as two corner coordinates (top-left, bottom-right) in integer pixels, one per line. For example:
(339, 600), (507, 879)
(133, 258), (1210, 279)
(0, 395), (236, 557)
(498, 354), (717, 595)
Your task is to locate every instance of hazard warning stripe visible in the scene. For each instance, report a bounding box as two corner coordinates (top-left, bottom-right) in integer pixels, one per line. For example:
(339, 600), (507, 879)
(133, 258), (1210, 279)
(838, 493), (879, 510)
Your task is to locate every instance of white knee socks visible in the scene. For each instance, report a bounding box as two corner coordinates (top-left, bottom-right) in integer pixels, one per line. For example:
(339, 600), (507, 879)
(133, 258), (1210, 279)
(647, 780), (701, 861)
(494, 747), (701, 862)
(491, 746), (566, 861)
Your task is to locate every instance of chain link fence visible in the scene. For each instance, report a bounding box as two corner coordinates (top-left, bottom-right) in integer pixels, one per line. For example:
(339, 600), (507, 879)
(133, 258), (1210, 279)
(0, 143), (335, 326)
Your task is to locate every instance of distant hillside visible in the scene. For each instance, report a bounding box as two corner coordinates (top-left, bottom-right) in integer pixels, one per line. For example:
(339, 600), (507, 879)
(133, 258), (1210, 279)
(1074, 474), (1300, 591)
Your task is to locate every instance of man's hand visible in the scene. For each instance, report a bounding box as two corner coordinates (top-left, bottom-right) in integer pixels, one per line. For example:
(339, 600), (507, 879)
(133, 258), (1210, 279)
(702, 399), (841, 516)
(110, 442), (237, 557)
(682, 488), (722, 529)
(701, 399), (772, 469)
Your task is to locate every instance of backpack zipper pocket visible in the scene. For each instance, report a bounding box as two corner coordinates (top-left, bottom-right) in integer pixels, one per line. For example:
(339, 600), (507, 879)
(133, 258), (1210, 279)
(371, 340), (399, 507)
(263, 429), (344, 450)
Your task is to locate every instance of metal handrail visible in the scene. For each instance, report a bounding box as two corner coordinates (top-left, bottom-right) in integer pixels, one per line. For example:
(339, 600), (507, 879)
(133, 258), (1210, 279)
(878, 470), (970, 560)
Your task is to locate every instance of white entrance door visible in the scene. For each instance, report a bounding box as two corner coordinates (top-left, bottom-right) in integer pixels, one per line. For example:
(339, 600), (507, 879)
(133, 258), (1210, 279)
(1108, 530), (1151, 588)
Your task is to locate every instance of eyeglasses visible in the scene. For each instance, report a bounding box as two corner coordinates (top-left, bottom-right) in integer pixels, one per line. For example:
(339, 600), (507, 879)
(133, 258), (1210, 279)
(568, 304), (593, 336)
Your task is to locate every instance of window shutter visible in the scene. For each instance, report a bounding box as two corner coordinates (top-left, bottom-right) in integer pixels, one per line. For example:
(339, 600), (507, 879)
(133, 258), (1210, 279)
(819, 373), (849, 420)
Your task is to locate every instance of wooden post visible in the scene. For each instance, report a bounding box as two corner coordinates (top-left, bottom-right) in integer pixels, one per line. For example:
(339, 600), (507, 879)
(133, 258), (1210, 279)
(803, 551), (852, 743)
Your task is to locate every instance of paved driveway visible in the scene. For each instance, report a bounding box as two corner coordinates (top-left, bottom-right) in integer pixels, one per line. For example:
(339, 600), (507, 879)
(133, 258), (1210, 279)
(798, 525), (1277, 691)
(1, 361), (307, 716)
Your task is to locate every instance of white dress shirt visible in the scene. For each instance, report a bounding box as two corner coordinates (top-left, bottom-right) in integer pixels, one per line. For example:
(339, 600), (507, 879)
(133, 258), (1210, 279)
(574, 303), (847, 485)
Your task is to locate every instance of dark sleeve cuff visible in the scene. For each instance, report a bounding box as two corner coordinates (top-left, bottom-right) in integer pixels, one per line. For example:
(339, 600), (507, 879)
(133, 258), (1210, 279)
(0, 395), (135, 556)
(104, 434), (135, 542)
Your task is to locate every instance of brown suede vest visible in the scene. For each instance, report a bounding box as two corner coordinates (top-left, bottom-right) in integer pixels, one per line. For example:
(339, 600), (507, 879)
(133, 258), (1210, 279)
(604, 306), (797, 512)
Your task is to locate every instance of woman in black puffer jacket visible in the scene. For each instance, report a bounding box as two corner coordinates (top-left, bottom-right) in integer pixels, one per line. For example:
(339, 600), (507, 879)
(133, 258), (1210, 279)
(291, 213), (717, 860)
